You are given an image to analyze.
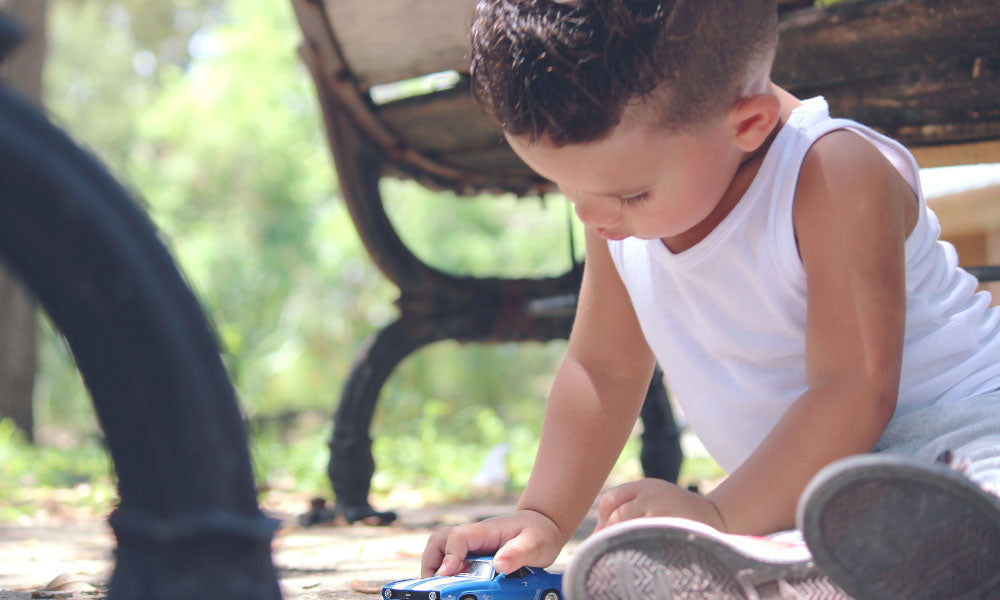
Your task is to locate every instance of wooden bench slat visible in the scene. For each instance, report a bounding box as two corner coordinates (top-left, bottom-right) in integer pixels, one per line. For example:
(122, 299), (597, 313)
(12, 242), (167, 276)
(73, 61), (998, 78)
(775, 0), (1000, 146)
(325, 0), (476, 90)
(437, 146), (533, 173)
(376, 86), (503, 153)
(325, 0), (816, 91)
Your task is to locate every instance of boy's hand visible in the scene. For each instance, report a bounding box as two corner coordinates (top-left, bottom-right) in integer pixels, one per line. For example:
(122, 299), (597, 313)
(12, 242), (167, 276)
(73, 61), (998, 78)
(421, 509), (564, 578)
(595, 478), (726, 533)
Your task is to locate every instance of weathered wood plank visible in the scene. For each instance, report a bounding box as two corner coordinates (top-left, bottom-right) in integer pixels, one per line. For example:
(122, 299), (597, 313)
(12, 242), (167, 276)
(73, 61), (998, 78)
(774, 0), (1000, 146)
(326, 0), (821, 90)
(438, 145), (533, 172)
(324, 0), (477, 90)
(376, 85), (503, 152)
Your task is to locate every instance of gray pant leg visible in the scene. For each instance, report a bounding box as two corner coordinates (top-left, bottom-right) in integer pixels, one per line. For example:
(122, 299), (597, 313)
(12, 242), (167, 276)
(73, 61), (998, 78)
(874, 390), (1000, 493)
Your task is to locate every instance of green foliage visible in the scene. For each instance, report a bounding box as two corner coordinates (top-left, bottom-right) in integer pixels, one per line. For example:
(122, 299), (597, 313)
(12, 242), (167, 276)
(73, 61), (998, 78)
(372, 400), (527, 500)
(384, 181), (583, 279)
(123, 0), (390, 413)
(248, 415), (334, 496)
(0, 419), (116, 520)
(32, 316), (97, 435)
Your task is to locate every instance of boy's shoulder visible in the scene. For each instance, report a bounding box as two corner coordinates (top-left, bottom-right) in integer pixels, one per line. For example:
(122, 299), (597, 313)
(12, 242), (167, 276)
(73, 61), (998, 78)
(801, 129), (894, 189)
(791, 125), (917, 271)
(795, 128), (909, 214)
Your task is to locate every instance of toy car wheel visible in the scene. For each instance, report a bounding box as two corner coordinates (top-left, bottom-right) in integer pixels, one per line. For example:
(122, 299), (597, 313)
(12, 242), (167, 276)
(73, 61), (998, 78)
(542, 590), (560, 600)
(459, 595), (477, 600)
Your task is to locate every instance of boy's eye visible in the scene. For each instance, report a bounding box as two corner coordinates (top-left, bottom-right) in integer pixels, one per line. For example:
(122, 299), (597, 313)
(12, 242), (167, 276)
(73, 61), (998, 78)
(616, 191), (650, 206)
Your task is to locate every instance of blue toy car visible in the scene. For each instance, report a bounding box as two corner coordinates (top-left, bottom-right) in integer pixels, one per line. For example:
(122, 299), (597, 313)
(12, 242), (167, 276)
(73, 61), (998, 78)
(382, 555), (562, 600)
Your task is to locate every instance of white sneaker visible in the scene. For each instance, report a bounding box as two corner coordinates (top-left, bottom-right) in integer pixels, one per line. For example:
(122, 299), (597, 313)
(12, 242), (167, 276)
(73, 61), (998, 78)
(798, 454), (1000, 600)
(564, 517), (851, 599)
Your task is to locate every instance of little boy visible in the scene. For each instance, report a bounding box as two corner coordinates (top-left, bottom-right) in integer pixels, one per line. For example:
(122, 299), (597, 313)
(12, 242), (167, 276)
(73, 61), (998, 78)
(422, 1), (1000, 598)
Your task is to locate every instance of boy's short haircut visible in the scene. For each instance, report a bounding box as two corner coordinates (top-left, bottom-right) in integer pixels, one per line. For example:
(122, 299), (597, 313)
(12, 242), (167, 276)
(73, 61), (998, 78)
(470, 0), (779, 146)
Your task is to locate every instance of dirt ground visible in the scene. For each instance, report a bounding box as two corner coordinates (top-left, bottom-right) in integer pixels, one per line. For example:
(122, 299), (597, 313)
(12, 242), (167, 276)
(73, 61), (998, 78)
(0, 497), (589, 600)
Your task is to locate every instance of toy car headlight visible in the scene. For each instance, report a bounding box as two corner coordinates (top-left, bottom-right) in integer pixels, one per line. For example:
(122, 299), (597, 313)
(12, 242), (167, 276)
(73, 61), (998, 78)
(382, 589), (391, 599)
(428, 593), (438, 600)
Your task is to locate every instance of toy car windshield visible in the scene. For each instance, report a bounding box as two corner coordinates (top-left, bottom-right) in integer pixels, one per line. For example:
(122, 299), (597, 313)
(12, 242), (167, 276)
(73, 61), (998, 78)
(457, 558), (494, 579)
(381, 555), (562, 600)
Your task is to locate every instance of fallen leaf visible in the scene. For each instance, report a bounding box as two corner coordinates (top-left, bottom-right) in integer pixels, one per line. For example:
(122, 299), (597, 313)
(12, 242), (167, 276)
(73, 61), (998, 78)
(44, 574), (98, 592)
(350, 579), (387, 594)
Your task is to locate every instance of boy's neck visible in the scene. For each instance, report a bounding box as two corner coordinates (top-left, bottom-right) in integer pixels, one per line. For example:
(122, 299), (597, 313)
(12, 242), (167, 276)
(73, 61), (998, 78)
(661, 85), (800, 254)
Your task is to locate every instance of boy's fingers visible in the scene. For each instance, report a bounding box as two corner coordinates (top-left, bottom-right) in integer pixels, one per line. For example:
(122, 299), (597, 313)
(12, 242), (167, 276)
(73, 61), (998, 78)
(595, 484), (639, 530)
(492, 527), (550, 574)
(421, 528), (451, 577)
(422, 512), (560, 578)
(422, 525), (484, 577)
(597, 483), (639, 516)
(603, 499), (644, 529)
(435, 522), (504, 576)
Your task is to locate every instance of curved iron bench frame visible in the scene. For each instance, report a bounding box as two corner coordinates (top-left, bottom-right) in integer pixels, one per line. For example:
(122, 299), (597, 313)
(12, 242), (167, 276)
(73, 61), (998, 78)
(0, 19), (281, 599)
(292, 0), (683, 524)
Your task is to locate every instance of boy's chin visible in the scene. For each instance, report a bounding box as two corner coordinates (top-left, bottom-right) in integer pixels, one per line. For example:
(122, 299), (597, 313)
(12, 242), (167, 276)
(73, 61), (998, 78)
(596, 228), (630, 241)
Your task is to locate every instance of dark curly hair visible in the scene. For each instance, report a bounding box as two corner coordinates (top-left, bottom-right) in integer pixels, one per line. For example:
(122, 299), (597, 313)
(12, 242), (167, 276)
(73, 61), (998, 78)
(470, 0), (778, 146)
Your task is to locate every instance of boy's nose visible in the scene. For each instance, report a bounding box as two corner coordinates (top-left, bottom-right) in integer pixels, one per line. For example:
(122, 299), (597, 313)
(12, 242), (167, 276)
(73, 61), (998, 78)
(573, 198), (621, 229)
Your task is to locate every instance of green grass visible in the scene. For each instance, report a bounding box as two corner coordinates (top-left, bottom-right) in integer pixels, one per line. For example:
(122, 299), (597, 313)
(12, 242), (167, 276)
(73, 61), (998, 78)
(0, 412), (726, 522)
(0, 419), (117, 521)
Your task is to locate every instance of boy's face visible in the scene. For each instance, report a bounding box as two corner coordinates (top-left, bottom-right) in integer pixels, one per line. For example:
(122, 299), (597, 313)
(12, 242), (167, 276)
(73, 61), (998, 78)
(506, 112), (745, 246)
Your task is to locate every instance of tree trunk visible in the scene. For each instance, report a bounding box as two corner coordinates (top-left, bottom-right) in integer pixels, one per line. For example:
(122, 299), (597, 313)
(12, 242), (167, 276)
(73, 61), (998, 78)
(0, 0), (46, 441)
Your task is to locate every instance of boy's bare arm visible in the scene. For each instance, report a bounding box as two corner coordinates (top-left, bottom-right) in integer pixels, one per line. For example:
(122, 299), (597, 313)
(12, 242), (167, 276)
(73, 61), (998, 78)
(422, 227), (655, 576)
(517, 227), (656, 533)
(707, 131), (916, 535)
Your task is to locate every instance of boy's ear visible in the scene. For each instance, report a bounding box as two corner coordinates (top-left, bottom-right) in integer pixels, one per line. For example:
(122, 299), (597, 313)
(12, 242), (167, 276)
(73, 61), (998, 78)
(728, 93), (781, 153)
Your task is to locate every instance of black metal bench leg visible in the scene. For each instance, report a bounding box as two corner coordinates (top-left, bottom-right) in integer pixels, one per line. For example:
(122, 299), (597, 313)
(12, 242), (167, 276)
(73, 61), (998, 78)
(0, 64), (280, 599)
(326, 317), (446, 525)
(639, 366), (683, 483)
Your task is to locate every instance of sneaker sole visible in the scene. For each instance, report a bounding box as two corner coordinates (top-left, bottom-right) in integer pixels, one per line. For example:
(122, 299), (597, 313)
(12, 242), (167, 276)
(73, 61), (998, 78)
(564, 517), (849, 599)
(799, 454), (1000, 600)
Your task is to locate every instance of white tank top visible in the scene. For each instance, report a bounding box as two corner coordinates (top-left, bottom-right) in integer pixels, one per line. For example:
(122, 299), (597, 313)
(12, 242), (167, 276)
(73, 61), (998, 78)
(608, 97), (1000, 473)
